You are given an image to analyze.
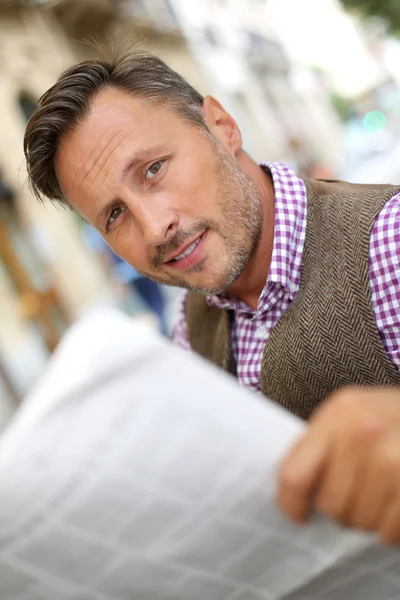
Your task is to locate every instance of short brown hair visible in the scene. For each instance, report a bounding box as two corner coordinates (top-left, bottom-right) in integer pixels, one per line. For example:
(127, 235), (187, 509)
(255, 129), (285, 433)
(24, 52), (205, 203)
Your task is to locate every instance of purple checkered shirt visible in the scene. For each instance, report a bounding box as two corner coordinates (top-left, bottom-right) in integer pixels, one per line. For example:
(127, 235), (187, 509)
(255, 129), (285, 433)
(173, 162), (400, 392)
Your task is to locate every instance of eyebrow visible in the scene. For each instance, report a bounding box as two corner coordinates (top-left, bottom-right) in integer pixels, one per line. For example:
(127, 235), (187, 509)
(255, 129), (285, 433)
(94, 144), (167, 231)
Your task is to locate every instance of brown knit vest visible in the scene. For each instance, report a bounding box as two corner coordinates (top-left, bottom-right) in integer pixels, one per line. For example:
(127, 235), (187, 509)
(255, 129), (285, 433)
(185, 178), (400, 420)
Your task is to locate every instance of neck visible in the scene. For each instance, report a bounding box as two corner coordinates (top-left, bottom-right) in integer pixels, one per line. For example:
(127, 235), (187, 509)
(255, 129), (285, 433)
(225, 153), (275, 310)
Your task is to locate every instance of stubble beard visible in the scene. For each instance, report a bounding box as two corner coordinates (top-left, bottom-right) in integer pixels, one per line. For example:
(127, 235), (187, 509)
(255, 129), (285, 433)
(146, 141), (263, 296)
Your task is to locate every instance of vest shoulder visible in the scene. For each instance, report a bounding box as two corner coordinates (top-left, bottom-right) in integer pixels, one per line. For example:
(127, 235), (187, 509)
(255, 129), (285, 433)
(185, 292), (219, 328)
(305, 177), (400, 198)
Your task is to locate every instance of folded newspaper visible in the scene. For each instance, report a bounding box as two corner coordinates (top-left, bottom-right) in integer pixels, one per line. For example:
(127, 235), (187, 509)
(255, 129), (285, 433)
(0, 308), (398, 600)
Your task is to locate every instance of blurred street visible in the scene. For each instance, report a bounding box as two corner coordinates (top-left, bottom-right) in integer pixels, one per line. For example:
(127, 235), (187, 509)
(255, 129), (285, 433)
(1, 0), (400, 427)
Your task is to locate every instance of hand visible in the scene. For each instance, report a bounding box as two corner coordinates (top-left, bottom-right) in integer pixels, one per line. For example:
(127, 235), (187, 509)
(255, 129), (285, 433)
(277, 387), (400, 544)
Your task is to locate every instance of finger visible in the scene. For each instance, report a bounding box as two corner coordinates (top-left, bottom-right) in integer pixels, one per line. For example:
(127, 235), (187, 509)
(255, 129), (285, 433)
(314, 435), (362, 526)
(350, 472), (392, 532)
(317, 419), (384, 528)
(349, 444), (395, 531)
(277, 390), (372, 524)
(378, 494), (400, 545)
(277, 426), (333, 523)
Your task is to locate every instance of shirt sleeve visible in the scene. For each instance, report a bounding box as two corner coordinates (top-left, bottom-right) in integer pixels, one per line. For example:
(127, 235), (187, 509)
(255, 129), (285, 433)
(172, 292), (191, 352)
(369, 192), (400, 371)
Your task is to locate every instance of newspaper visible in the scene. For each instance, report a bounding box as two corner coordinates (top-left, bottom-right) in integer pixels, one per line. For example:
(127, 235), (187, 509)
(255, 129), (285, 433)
(0, 308), (398, 600)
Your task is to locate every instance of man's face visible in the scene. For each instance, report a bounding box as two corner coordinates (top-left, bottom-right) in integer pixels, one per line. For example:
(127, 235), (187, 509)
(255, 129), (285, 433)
(56, 88), (262, 294)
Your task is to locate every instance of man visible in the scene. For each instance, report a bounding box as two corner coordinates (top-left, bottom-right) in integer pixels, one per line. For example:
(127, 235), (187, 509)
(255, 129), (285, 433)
(24, 52), (400, 542)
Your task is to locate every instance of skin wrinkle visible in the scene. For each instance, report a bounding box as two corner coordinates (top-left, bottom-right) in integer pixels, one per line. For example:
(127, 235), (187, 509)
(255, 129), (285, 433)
(79, 98), (163, 199)
(79, 128), (123, 193)
(94, 156), (120, 203)
(56, 88), (275, 309)
(84, 129), (135, 204)
(113, 142), (172, 208)
(67, 125), (131, 232)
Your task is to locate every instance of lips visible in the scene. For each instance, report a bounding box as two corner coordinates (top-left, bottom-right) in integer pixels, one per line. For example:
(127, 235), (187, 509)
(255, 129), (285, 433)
(171, 237), (201, 262)
(163, 230), (208, 271)
(164, 232), (204, 264)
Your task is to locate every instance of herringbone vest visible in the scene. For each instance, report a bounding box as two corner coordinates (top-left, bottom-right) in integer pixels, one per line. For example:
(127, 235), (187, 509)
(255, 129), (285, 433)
(186, 178), (400, 420)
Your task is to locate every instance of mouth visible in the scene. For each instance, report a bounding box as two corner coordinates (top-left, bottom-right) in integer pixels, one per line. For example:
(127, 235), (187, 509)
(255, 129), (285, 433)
(163, 230), (207, 271)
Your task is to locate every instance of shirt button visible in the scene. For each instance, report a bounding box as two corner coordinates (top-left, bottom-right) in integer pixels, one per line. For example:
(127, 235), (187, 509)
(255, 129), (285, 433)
(288, 282), (297, 294)
(255, 324), (268, 339)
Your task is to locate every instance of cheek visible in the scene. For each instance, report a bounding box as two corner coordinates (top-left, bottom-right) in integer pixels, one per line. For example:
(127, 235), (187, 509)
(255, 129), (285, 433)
(174, 165), (218, 215)
(108, 232), (148, 270)
(172, 144), (219, 208)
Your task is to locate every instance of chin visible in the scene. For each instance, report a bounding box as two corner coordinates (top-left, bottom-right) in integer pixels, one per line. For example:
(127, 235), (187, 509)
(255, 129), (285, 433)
(185, 273), (234, 296)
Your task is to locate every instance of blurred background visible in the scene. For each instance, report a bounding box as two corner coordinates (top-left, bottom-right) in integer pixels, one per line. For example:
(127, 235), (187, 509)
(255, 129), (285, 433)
(1, 0), (400, 425)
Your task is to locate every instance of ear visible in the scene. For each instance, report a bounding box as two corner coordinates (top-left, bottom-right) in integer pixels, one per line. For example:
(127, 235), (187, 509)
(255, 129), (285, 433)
(202, 96), (242, 156)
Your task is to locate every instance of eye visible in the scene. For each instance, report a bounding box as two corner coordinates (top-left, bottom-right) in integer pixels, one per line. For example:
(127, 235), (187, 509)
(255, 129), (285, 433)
(107, 206), (126, 226)
(145, 160), (164, 181)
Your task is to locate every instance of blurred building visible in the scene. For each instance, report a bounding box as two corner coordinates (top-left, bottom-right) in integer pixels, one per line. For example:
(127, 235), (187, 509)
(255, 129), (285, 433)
(171, 0), (345, 172)
(265, 0), (400, 175)
(0, 0), (207, 413)
(265, 0), (387, 98)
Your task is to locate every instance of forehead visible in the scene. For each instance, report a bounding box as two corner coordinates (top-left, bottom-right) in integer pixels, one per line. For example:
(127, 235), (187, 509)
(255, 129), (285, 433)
(59, 88), (182, 159)
(55, 88), (184, 205)
(85, 87), (174, 130)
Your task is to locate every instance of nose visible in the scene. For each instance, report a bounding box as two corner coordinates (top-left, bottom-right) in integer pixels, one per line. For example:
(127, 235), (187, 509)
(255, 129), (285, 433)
(135, 198), (179, 247)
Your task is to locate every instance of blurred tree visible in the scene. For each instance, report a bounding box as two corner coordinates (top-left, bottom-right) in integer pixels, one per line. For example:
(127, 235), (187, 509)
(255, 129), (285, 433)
(341, 0), (400, 36)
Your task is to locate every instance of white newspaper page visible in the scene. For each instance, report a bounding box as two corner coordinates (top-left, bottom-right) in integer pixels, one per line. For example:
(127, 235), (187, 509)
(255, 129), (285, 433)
(0, 308), (398, 600)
